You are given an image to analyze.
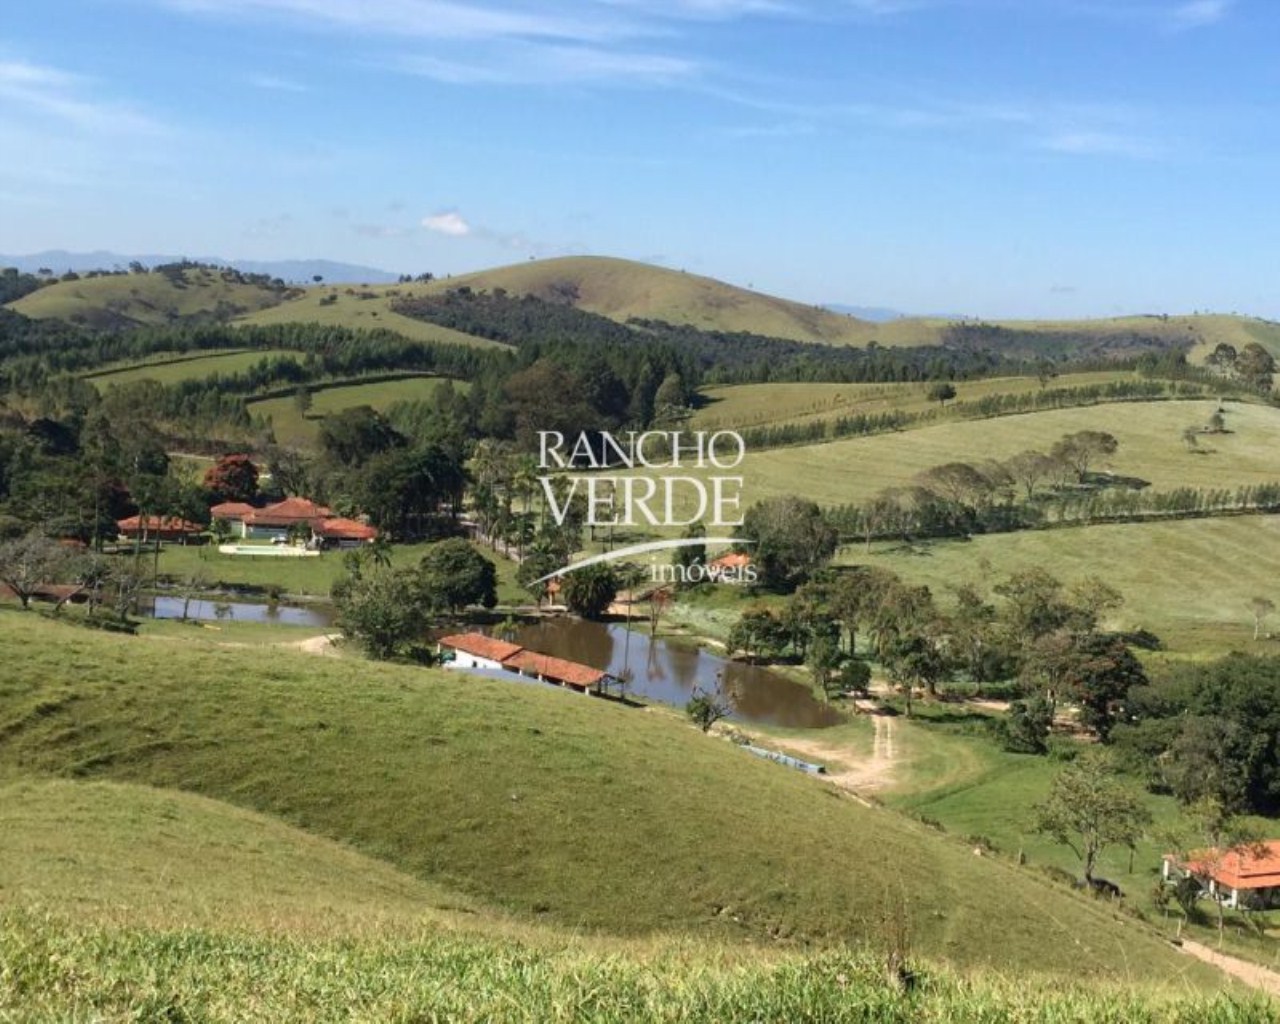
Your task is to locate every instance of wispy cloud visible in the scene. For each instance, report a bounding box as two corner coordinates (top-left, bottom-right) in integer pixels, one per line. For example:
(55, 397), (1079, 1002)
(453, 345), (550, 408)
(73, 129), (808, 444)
(0, 59), (162, 135)
(1170, 0), (1232, 30)
(394, 43), (697, 85)
(1041, 130), (1162, 159)
(244, 72), (309, 92)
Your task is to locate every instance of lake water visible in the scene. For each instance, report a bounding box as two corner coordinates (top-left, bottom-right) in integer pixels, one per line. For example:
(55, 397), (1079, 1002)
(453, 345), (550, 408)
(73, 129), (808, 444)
(513, 618), (840, 729)
(143, 596), (335, 628)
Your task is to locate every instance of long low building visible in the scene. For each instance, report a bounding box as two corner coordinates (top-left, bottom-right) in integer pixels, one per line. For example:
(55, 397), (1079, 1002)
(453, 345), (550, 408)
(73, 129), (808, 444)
(437, 632), (616, 696)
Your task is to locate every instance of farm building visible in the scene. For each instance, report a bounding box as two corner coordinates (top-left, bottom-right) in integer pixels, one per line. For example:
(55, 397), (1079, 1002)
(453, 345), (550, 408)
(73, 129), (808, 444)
(1162, 840), (1280, 910)
(503, 650), (608, 693)
(116, 515), (205, 543)
(437, 633), (525, 672)
(437, 632), (619, 695)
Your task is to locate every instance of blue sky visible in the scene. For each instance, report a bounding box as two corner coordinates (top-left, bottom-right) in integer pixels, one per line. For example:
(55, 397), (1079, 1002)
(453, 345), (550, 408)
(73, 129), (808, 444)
(1, 0), (1276, 318)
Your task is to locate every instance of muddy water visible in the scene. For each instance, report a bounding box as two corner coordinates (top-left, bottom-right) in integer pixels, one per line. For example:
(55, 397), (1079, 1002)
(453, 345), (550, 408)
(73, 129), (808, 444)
(513, 618), (840, 729)
(143, 596), (335, 628)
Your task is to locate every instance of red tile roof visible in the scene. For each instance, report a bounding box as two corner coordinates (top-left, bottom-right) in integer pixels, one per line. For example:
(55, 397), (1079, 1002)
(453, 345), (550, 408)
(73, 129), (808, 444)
(1179, 840), (1280, 890)
(244, 497), (332, 526)
(709, 552), (752, 571)
(439, 633), (525, 663)
(502, 650), (605, 689)
(210, 501), (256, 519)
(117, 515), (204, 534)
(314, 517), (379, 541)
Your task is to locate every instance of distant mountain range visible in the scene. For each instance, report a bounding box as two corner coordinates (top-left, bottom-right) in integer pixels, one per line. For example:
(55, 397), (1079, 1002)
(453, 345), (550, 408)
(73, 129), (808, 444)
(0, 251), (400, 285)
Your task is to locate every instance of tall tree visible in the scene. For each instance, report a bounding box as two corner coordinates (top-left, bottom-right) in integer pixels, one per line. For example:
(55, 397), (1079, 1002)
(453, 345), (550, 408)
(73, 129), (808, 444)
(1034, 751), (1151, 882)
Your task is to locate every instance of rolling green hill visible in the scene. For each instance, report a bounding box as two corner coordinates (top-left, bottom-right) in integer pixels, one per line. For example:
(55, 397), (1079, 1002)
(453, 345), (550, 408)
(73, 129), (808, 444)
(732, 399), (1280, 508)
(0, 611), (1217, 983)
(848, 515), (1280, 656)
(0, 778), (468, 933)
(7, 265), (294, 330)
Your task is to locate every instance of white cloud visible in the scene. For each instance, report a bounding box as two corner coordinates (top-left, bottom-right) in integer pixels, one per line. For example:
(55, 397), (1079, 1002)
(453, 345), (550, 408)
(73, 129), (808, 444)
(1170, 0), (1232, 29)
(422, 210), (472, 236)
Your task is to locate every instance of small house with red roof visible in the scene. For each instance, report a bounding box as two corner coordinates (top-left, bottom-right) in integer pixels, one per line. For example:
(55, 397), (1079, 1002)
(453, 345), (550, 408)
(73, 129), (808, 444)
(437, 632), (616, 694)
(1163, 839), (1280, 910)
(117, 515), (205, 544)
(438, 633), (526, 672)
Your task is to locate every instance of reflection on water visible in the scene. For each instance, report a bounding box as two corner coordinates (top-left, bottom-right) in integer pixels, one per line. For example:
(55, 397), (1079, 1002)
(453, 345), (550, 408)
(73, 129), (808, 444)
(514, 618), (840, 729)
(143, 596), (335, 628)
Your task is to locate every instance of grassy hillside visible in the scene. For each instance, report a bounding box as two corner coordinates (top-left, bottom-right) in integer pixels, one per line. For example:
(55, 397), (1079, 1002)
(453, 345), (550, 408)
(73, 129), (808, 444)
(734, 399), (1280, 508)
(7, 266), (292, 329)
(0, 611), (1216, 982)
(437, 256), (890, 345)
(0, 778), (467, 932)
(238, 285), (506, 348)
(847, 515), (1280, 655)
(248, 374), (471, 446)
(692, 371), (1136, 431)
(84, 348), (296, 389)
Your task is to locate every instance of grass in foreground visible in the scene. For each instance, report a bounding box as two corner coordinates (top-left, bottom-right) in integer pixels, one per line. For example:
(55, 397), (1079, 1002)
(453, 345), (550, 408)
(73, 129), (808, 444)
(3, 911), (1267, 1023)
(0, 611), (1220, 982)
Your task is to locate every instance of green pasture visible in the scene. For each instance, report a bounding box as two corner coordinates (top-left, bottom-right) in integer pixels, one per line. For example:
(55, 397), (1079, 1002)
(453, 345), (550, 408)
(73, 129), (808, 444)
(735, 399), (1280, 508)
(247, 374), (471, 446)
(84, 348), (296, 388)
(850, 514), (1280, 656)
(692, 371), (1136, 431)
(153, 537), (521, 603)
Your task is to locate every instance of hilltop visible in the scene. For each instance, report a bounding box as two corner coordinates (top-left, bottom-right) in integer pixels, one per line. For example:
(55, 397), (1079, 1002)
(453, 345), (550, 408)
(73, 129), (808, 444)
(235, 255), (1280, 358)
(7, 263), (296, 330)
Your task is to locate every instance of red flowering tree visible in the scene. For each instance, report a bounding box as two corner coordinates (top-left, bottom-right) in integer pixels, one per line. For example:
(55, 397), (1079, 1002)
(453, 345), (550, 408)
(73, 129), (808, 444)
(203, 454), (259, 503)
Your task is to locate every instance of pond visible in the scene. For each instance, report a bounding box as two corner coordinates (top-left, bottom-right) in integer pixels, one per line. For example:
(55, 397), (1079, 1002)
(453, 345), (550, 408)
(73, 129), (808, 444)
(142, 596), (335, 628)
(512, 618), (840, 729)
